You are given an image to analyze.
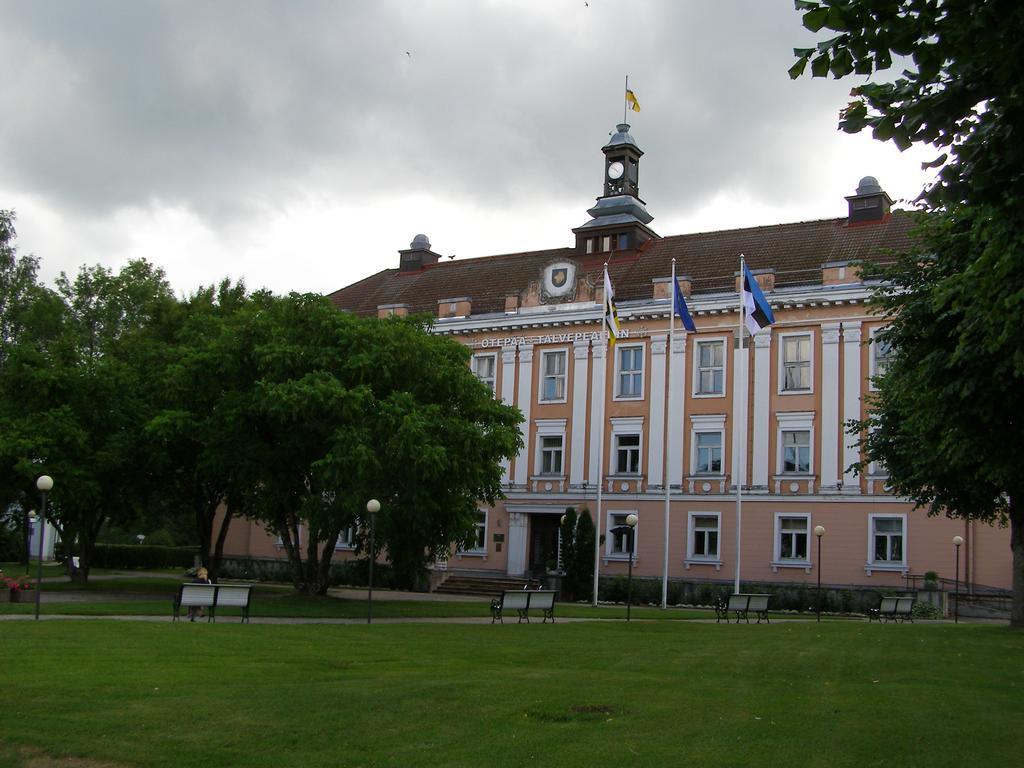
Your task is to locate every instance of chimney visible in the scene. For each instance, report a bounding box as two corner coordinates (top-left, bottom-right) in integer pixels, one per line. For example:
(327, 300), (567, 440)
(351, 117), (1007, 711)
(399, 234), (442, 272)
(845, 176), (892, 225)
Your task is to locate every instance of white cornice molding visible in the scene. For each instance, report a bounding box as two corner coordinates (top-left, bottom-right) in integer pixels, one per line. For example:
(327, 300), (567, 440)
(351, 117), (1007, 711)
(431, 283), (883, 336)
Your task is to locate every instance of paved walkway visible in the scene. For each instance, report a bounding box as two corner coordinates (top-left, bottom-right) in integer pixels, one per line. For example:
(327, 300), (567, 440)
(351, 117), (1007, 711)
(3, 569), (1005, 625)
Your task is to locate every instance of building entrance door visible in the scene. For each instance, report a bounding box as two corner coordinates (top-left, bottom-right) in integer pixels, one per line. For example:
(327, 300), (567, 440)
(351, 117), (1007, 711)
(528, 515), (560, 578)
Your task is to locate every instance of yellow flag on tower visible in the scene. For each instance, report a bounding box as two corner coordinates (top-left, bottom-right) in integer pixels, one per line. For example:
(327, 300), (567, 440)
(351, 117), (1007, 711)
(626, 88), (641, 112)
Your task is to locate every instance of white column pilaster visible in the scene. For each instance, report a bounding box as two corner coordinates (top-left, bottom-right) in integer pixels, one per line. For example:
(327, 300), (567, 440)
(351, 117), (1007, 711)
(751, 330), (772, 489)
(647, 334), (668, 488)
(587, 344), (607, 487)
(731, 335), (749, 489)
(842, 323), (863, 492)
(569, 340), (590, 487)
(667, 336), (687, 487)
(499, 346), (517, 485)
(820, 323), (842, 491)
(512, 344), (534, 488)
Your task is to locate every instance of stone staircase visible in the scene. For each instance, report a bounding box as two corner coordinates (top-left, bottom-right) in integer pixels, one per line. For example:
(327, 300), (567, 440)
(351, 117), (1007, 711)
(433, 574), (531, 597)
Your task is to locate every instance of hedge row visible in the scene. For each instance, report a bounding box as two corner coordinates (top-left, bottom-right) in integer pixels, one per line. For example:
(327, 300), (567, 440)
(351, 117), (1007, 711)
(597, 576), (896, 615)
(56, 542), (196, 570)
(218, 557), (397, 589)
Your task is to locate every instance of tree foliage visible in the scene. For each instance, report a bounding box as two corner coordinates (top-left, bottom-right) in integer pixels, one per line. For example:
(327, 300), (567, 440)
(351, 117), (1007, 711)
(0, 258), (178, 580)
(230, 295), (522, 593)
(791, 0), (1024, 624)
(790, 0), (1024, 213)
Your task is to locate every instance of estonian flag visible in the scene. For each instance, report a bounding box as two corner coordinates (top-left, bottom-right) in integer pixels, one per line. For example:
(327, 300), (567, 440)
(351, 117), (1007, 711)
(604, 267), (621, 347)
(742, 262), (775, 336)
(673, 278), (696, 332)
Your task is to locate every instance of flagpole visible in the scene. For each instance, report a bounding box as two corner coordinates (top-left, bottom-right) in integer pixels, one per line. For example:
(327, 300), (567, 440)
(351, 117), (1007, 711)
(661, 260), (677, 609)
(734, 255), (745, 595)
(623, 75), (628, 125)
(593, 264), (611, 607)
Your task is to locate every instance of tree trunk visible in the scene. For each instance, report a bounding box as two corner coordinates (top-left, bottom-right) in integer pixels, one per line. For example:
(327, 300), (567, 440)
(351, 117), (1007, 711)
(210, 503), (233, 581)
(311, 530), (340, 596)
(1011, 497), (1023, 628)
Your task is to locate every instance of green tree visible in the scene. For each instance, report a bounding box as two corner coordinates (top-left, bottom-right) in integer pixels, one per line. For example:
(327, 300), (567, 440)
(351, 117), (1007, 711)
(0, 211), (65, 567)
(791, 0), (1024, 624)
(144, 279), (254, 579)
(0, 259), (177, 581)
(229, 294), (522, 594)
(566, 507), (595, 603)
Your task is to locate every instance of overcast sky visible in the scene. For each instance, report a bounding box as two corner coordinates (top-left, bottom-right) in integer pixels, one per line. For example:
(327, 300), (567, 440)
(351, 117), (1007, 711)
(1, 0), (936, 296)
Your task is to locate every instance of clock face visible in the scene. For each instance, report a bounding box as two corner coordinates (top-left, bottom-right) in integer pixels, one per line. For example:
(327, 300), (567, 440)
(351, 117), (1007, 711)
(607, 161), (624, 180)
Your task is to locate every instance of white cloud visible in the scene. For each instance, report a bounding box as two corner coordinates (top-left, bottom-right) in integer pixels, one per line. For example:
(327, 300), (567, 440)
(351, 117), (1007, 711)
(2, 0), (935, 295)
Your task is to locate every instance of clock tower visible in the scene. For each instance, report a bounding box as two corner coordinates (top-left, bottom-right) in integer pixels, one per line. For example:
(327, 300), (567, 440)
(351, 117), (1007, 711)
(573, 123), (658, 255)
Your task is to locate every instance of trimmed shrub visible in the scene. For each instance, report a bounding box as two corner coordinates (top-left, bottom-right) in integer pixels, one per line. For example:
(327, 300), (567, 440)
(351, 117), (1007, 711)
(57, 542), (196, 570)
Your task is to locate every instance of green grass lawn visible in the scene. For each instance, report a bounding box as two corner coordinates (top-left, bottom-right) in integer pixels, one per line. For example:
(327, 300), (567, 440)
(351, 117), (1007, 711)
(0, 621), (1021, 768)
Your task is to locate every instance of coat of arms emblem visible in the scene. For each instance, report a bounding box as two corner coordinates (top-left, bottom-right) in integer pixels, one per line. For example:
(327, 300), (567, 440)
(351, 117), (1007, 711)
(551, 267), (568, 288)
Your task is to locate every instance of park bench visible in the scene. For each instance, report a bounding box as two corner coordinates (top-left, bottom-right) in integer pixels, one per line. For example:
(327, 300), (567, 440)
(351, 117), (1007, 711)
(490, 589), (556, 624)
(172, 583), (254, 623)
(213, 583), (254, 623)
(715, 593), (771, 624)
(868, 595), (915, 623)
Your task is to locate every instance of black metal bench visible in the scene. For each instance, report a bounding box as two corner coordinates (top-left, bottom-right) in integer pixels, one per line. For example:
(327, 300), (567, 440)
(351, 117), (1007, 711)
(715, 593), (771, 624)
(490, 589), (556, 623)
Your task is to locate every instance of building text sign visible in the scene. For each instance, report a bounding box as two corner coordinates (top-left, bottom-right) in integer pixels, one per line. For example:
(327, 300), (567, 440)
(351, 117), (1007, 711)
(477, 328), (647, 349)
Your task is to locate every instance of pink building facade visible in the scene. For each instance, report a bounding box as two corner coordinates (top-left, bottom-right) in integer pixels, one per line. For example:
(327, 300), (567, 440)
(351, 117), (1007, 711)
(221, 123), (1011, 594)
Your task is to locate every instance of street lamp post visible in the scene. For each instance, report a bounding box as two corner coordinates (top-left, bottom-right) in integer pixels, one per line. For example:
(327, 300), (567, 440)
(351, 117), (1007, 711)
(814, 525), (826, 623)
(366, 499), (380, 625)
(611, 513), (638, 622)
(952, 535), (964, 624)
(34, 475), (53, 621)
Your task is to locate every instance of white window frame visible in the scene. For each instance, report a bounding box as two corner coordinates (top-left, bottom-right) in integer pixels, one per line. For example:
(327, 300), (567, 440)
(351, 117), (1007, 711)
(778, 331), (814, 394)
(472, 352), (497, 395)
(867, 513), (908, 572)
(867, 426), (888, 478)
(614, 433), (641, 475)
(335, 524), (357, 551)
(772, 512), (811, 570)
(605, 510), (638, 560)
(614, 342), (646, 400)
(692, 336), (728, 398)
(276, 524), (303, 549)
(539, 348), (569, 403)
(776, 412), (815, 475)
(689, 414), (726, 476)
(534, 419), (567, 477)
(869, 326), (894, 390)
(609, 416), (645, 477)
(459, 509), (488, 556)
(686, 511), (722, 565)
